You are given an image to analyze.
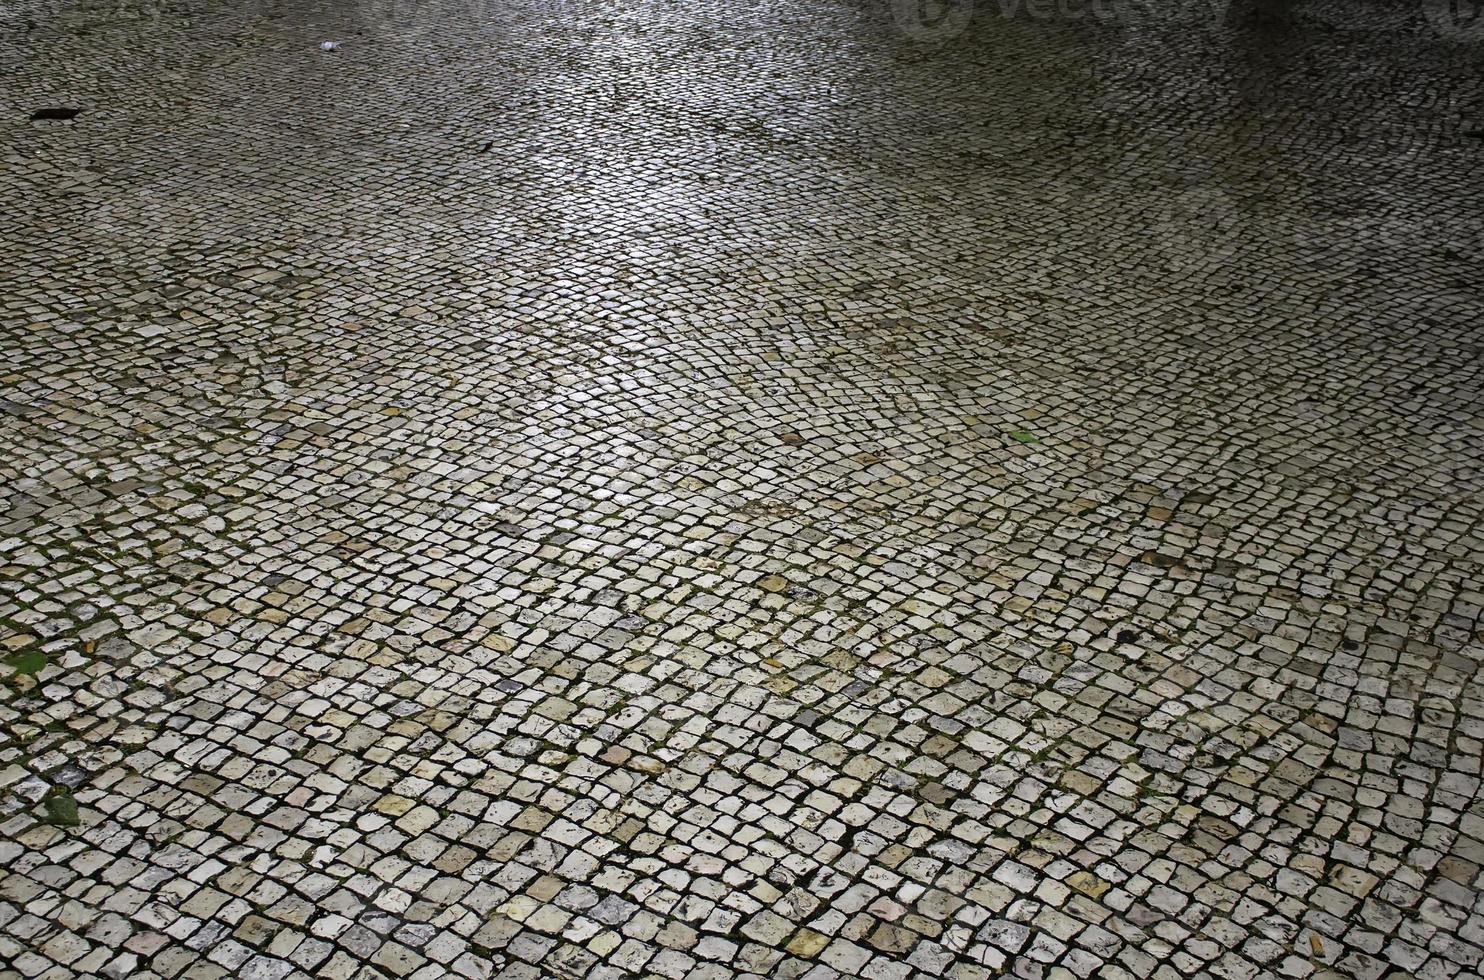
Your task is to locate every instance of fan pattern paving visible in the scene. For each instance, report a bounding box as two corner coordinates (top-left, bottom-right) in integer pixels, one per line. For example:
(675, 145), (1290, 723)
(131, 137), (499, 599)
(1, 0), (1482, 977)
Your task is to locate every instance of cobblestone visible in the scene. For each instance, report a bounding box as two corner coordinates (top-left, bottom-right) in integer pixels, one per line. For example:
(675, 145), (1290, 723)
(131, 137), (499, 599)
(2, 0), (1483, 977)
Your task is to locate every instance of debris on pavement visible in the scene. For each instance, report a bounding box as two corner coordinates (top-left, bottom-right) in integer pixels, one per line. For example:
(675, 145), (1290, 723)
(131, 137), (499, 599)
(29, 107), (81, 121)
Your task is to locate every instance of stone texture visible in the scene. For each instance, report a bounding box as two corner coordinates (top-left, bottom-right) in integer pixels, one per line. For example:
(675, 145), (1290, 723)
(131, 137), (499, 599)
(1, 0), (1482, 978)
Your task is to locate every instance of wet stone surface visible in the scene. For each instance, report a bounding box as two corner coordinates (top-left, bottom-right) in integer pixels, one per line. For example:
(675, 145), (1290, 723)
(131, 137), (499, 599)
(2, 0), (1483, 977)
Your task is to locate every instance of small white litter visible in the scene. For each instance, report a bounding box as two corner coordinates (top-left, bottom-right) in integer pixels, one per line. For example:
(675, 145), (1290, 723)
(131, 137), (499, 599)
(319, 41), (341, 51)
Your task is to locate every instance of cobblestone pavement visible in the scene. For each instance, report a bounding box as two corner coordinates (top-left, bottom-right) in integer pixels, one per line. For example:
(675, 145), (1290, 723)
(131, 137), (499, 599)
(3, 0), (1484, 975)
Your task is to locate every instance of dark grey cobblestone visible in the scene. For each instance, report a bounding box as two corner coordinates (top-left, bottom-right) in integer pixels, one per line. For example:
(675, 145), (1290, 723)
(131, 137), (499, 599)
(2, 0), (1483, 977)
